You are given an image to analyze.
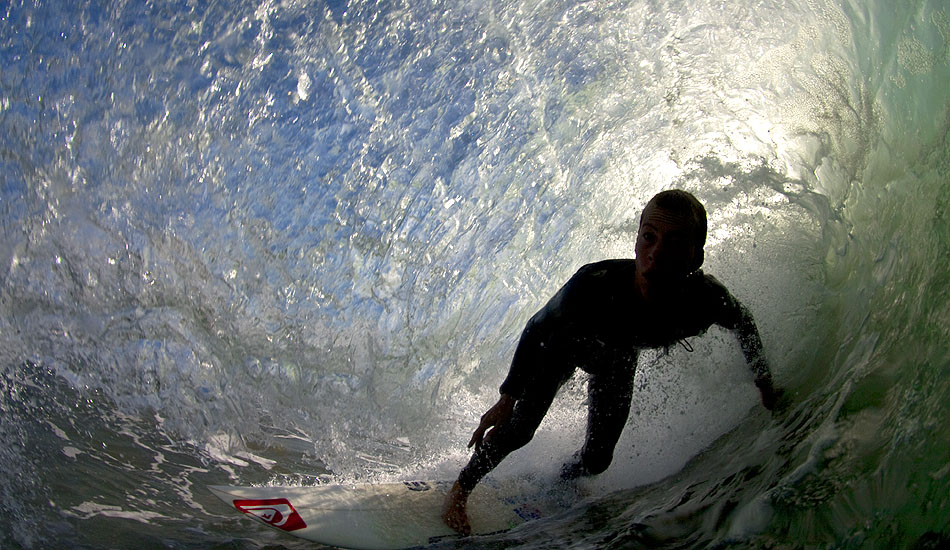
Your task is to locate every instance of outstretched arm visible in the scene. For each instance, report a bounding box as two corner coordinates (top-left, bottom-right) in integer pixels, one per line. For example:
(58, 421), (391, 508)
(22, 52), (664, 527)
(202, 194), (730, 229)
(734, 303), (780, 410)
(443, 393), (517, 536)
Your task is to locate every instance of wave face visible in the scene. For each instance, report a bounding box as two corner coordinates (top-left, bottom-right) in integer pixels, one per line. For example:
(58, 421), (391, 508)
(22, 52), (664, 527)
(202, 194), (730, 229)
(1, 0), (948, 548)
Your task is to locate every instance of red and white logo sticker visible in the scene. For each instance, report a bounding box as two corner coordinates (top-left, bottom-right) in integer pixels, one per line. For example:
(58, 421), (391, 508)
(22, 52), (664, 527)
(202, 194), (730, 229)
(233, 498), (307, 532)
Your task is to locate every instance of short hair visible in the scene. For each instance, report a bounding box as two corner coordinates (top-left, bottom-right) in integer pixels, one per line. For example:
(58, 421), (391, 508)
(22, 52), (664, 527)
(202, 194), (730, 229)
(642, 190), (707, 247)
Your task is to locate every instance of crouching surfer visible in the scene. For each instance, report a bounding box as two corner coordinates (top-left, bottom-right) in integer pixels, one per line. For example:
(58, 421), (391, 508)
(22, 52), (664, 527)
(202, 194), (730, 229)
(443, 190), (782, 535)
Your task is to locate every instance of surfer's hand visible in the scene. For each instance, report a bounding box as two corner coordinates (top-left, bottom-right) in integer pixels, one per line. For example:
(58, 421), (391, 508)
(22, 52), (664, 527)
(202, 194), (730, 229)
(757, 379), (783, 411)
(468, 394), (516, 450)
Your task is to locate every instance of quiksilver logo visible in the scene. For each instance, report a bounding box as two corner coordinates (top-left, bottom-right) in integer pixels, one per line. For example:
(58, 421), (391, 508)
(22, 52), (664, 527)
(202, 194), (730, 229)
(233, 498), (307, 531)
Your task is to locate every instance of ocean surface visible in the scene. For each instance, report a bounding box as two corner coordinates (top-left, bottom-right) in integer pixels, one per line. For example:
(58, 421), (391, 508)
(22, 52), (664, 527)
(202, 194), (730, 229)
(1, 0), (948, 548)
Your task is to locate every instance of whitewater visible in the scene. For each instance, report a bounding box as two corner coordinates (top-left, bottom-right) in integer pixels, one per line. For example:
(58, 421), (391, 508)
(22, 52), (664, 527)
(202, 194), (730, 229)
(1, 0), (948, 548)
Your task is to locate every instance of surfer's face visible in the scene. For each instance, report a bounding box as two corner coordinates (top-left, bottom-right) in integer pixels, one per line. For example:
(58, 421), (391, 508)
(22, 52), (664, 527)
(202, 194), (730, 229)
(635, 205), (701, 296)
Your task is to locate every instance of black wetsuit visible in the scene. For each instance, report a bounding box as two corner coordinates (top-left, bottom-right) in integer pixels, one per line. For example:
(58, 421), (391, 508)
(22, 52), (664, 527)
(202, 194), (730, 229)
(457, 259), (769, 491)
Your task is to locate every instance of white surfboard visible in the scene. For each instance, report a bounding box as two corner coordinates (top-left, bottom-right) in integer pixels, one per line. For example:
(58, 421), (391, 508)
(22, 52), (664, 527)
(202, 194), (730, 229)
(209, 478), (564, 549)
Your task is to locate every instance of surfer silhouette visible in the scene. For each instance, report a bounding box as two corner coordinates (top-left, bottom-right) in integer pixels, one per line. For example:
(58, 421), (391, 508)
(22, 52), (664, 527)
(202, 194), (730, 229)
(442, 189), (781, 535)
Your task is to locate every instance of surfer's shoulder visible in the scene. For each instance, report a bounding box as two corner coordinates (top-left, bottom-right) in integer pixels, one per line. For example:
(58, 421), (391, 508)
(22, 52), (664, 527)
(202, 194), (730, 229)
(574, 259), (635, 280)
(693, 270), (727, 291)
(555, 259), (634, 308)
(689, 271), (745, 325)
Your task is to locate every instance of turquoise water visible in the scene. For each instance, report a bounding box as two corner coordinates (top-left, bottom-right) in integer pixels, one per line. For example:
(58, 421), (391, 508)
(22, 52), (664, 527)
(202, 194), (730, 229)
(1, 0), (948, 548)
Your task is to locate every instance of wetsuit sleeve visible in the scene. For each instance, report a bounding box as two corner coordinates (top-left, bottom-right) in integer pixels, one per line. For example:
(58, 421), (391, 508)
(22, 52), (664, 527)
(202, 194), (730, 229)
(733, 301), (772, 388)
(498, 267), (587, 399)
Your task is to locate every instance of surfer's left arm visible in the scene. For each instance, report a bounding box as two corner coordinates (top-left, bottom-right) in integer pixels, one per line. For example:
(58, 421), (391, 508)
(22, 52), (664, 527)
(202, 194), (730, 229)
(733, 301), (780, 410)
(703, 275), (781, 410)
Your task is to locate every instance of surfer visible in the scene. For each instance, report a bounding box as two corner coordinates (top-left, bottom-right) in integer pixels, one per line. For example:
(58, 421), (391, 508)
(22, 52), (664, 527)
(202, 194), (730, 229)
(442, 189), (781, 535)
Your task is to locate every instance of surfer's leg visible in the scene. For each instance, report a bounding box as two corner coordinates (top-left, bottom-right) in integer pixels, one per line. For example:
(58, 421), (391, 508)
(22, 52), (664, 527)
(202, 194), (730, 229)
(456, 383), (560, 492)
(562, 370), (635, 479)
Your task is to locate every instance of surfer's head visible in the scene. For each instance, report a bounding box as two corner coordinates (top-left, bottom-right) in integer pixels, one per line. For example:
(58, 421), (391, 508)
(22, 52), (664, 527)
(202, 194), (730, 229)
(641, 190), (707, 250)
(635, 190), (707, 291)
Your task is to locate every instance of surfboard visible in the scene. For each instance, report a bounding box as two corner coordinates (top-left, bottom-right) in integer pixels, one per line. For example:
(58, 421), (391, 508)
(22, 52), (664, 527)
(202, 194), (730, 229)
(209, 478), (564, 550)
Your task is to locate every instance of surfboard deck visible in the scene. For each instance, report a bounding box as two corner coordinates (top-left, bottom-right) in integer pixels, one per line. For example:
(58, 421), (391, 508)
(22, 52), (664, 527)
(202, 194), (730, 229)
(209, 478), (564, 549)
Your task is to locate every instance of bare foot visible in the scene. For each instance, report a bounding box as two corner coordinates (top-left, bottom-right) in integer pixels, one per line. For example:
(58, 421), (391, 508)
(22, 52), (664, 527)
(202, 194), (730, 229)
(441, 481), (472, 536)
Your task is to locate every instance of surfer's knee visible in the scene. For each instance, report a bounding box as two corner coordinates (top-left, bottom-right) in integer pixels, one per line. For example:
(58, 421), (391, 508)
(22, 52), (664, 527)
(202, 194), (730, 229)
(575, 449), (614, 476)
(482, 419), (536, 453)
(582, 455), (612, 475)
(507, 424), (538, 449)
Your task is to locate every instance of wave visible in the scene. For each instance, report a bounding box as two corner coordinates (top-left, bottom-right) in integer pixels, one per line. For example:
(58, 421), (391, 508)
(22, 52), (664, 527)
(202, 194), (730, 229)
(1, 0), (948, 547)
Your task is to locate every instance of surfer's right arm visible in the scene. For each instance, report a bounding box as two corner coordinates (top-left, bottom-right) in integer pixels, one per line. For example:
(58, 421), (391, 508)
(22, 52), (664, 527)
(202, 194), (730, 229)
(469, 268), (586, 449)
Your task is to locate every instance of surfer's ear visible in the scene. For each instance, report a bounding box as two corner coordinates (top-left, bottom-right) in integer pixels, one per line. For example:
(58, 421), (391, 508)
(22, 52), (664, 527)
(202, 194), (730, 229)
(688, 247), (704, 273)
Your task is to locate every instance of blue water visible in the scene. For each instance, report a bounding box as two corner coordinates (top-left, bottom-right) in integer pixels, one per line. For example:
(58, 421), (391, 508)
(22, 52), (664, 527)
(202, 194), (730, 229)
(1, 0), (948, 548)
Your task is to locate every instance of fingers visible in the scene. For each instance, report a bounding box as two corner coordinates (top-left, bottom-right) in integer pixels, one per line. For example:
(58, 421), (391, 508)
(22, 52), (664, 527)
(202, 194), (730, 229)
(769, 388), (790, 414)
(467, 428), (483, 449)
(468, 417), (492, 449)
(760, 389), (774, 410)
(761, 386), (788, 413)
(467, 397), (516, 450)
